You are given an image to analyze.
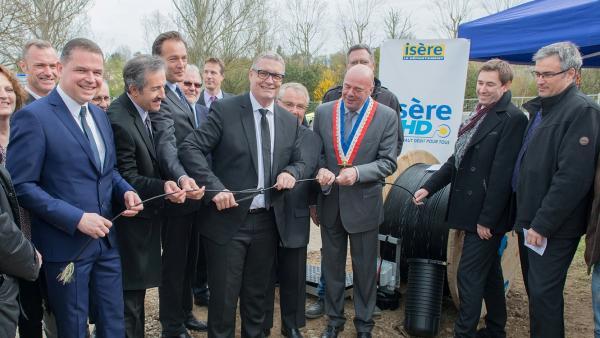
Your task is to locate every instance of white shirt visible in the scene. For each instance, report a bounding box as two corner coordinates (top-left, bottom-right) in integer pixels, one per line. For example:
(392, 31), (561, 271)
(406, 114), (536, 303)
(249, 92), (275, 209)
(127, 93), (151, 134)
(203, 89), (223, 109)
(57, 85), (106, 169)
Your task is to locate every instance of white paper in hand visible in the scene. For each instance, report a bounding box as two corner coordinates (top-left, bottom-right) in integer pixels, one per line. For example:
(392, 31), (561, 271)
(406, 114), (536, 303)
(522, 228), (547, 256)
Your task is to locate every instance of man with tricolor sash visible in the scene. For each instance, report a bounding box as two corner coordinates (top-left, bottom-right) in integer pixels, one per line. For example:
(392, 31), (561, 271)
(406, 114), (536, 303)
(313, 64), (399, 338)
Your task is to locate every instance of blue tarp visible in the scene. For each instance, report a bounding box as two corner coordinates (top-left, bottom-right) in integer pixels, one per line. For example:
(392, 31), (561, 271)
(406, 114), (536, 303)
(458, 0), (600, 67)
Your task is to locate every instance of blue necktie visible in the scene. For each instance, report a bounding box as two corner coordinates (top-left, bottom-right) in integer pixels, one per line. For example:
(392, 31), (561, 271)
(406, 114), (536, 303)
(79, 106), (102, 171)
(512, 110), (542, 191)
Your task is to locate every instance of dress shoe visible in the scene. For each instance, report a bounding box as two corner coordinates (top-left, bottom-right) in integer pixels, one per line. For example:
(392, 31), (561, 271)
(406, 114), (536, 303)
(282, 326), (303, 337)
(320, 325), (343, 338)
(184, 314), (208, 332)
(160, 332), (192, 338)
(306, 299), (325, 319)
(357, 333), (372, 338)
(193, 288), (210, 306)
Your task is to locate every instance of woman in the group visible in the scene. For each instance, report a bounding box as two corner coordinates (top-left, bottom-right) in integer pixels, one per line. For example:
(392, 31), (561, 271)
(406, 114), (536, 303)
(0, 64), (26, 164)
(0, 64), (40, 338)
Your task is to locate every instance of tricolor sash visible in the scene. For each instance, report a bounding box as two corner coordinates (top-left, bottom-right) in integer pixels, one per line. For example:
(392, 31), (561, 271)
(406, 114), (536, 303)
(332, 97), (378, 166)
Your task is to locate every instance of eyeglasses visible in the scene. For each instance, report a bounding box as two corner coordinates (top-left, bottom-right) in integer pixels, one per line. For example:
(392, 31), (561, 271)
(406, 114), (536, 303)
(280, 101), (308, 111)
(531, 68), (571, 79)
(183, 81), (202, 89)
(92, 95), (110, 103)
(252, 68), (285, 82)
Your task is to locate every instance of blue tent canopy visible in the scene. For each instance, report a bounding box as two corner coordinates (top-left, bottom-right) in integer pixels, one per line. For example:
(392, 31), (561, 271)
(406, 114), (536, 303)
(458, 0), (600, 67)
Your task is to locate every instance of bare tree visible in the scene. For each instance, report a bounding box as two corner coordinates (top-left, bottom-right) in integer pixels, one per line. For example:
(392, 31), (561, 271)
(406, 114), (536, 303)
(383, 8), (415, 40)
(0, 0), (92, 65)
(284, 0), (326, 65)
(142, 10), (174, 49)
(430, 0), (473, 38)
(170, 0), (270, 64)
(338, 0), (382, 50)
(482, 0), (527, 14)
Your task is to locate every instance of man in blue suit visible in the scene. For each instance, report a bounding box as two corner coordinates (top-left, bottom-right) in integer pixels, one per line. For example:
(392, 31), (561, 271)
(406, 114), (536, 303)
(7, 38), (143, 338)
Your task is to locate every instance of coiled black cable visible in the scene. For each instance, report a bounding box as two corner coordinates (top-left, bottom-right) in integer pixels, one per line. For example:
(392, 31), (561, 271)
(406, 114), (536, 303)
(380, 163), (451, 268)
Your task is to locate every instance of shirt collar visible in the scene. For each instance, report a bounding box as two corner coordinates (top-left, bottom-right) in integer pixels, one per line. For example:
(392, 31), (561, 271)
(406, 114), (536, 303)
(204, 89), (223, 102)
(126, 93), (149, 122)
(166, 81), (179, 96)
(249, 92), (274, 115)
(57, 85), (88, 116)
(25, 86), (42, 100)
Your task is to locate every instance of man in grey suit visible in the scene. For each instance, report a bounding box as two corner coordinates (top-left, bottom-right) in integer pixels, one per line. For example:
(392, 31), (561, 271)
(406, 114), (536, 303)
(198, 57), (232, 108)
(150, 31), (205, 338)
(313, 65), (398, 338)
(263, 83), (321, 338)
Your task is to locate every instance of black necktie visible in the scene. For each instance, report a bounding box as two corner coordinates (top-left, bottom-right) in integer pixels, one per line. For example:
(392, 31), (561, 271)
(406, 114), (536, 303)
(79, 106), (102, 171)
(144, 115), (153, 141)
(259, 108), (272, 208)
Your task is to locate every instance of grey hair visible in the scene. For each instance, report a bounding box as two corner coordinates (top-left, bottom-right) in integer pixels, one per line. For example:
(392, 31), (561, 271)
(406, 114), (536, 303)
(347, 44), (374, 62)
(251, 51), (285, 73)
(278, 82), (309, 104)
(123, 55), (165, 93)
(22, 39), (54, 60)
(186, 63), (200, 76)
(533, 41), (582, 71)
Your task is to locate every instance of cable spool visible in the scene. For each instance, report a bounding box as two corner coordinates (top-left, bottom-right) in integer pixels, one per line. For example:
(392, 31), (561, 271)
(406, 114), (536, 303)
(380, 149), (520, 312)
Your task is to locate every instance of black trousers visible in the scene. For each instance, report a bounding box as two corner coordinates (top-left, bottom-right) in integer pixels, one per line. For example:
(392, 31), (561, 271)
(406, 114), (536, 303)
(193, 236), (209, 298)
(263, 246), (307, 331)
(205, 210), (277, 338)
(159, 213), (199, 335)
(517, 231), (579, 338)
(18, 278), (44, 338)
(124, 289), (146, 338)
(454, 232), (507, 338)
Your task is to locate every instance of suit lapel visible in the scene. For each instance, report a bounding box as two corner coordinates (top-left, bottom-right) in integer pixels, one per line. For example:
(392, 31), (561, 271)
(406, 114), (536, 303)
(165, 85), (195, 128)
(49, 91), (101, 173)
(468, 110), (502, 147)
(123, 95), (156, 160)
(240, 94), (258, 176)
(273, 105), (286, 175)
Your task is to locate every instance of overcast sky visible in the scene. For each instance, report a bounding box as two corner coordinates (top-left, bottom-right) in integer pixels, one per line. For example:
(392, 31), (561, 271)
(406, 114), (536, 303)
(87, 0), (489, 56)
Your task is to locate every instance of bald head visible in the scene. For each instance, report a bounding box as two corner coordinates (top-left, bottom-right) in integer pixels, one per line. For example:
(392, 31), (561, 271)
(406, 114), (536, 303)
(342, 64), (374, 112)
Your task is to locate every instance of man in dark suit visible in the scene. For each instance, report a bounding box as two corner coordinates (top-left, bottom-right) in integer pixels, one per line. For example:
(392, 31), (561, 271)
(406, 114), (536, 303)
(7, 38), (143, 338)
(179, 51), (305, 338)
(149, 31), (206, 338)
(414, 59), (528, 338)
(313, 65), (398, 338)
(107, 54), (192, 338)
(180, 64), (212, 307)
(15, 39), (60, 338)
(262, 83), (321, 338)
(198, 57), (232, 109)
(18, 39), (59, 105)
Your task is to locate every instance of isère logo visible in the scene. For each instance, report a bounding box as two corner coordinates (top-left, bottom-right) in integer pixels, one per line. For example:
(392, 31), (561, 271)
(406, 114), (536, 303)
(402, 42), (445, 60)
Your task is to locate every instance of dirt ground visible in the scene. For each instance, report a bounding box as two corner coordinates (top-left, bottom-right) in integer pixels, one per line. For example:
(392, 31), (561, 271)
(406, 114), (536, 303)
(142, 225), (594, 338)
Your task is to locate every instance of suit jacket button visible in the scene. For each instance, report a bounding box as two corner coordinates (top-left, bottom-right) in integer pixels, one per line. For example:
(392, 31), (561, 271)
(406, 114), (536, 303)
(475, 145), (480, 150)
(470, 166), (476, 172)
(467, 190), (472, 196)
